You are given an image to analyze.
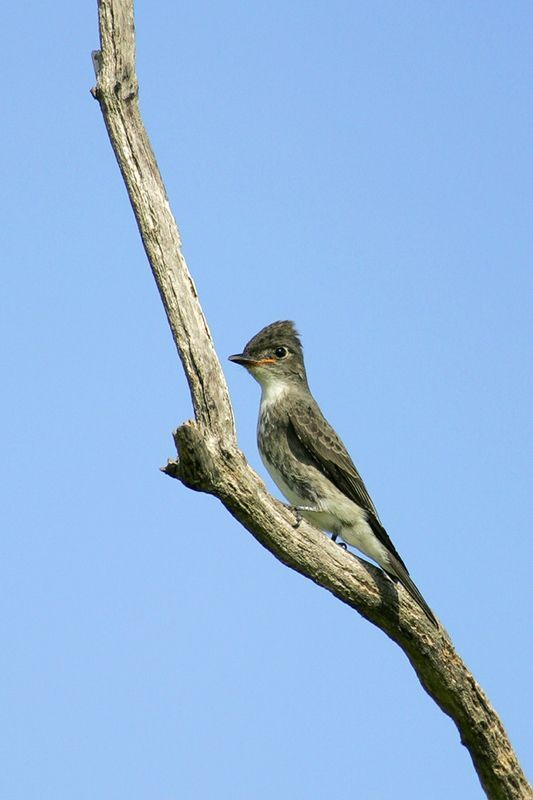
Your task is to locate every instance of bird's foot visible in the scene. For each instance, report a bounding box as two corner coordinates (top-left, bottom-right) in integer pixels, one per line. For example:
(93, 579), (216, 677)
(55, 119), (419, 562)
(330, 533), (348, 549)
(288, 506), (303, 528)
(287, 505), (316, 529)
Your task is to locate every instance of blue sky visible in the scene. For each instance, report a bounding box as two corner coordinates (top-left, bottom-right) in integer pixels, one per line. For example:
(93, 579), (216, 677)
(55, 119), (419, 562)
(2, 2), (531, 798)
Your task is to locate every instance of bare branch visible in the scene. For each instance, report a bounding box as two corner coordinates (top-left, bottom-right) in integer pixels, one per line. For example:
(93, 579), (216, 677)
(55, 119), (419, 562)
(92, 0), (234, 438)
(91, 3), (532, 798)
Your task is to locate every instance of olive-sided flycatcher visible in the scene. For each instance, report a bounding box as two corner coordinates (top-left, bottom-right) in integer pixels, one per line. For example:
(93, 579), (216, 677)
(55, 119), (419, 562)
(229, 320), (437, 627)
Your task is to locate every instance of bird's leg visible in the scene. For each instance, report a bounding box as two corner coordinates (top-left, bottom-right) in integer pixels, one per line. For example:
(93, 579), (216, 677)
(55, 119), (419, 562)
(331, 532), (347, 550)
(286, 505), (317, 529)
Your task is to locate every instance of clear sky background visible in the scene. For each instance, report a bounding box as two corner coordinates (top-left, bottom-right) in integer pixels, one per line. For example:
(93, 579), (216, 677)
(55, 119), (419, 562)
(2, 2), (531, 798)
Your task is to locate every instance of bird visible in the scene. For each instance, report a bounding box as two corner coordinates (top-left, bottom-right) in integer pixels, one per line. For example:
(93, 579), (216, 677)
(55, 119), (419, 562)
(229, 320), (438, 627)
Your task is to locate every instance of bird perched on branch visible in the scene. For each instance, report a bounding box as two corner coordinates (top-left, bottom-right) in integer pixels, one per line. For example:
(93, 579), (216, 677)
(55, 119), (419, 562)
(229, 320), (438, 627)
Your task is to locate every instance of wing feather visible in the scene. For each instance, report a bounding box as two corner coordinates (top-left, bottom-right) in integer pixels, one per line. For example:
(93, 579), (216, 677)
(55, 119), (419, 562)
(287, 397), (408, 569)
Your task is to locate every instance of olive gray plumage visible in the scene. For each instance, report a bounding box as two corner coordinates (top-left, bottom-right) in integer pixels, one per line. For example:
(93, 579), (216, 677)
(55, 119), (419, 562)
(229, 320), (438, 627)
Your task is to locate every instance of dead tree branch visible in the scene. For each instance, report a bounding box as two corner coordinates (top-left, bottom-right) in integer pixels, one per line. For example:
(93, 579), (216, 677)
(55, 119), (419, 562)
(91, 2), (531, 798)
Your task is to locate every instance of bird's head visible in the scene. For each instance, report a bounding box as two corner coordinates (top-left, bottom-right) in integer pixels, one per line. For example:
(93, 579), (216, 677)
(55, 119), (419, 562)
(229, 320), (308, 389)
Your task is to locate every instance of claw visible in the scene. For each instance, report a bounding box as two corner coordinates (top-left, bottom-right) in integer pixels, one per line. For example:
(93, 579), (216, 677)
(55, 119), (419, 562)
(287, 504), (317, 528)
(289, 505), (303, 528)
(330, 533), (347, 550)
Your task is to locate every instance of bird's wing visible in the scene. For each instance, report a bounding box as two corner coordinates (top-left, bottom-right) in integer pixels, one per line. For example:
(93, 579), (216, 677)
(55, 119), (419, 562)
(287, 397), (379, 516)
(287, 397), (408, 569)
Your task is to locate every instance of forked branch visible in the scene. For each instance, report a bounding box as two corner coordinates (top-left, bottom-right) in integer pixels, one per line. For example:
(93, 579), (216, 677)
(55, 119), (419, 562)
(91, 2), (531, 798)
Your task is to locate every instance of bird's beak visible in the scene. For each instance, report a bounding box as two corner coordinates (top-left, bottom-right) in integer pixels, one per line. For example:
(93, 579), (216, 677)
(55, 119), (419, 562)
(228, 354), (275, 367)
(228, 353), (255, 366)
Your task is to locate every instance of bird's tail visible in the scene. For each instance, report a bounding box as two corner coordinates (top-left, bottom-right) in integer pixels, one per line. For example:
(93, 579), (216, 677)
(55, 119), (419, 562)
(386, 557), (439, 628)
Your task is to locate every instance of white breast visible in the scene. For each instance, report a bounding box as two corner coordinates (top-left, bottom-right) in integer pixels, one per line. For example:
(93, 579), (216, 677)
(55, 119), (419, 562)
(259, 377), (288, 412)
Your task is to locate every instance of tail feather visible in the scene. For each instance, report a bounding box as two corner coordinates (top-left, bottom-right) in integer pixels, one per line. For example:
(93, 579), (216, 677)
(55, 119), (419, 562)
(386, 557), (439, 628)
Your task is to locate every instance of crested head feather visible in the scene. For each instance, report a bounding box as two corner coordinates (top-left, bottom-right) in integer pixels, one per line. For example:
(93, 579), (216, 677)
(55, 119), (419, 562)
(243, 320), (303, 359)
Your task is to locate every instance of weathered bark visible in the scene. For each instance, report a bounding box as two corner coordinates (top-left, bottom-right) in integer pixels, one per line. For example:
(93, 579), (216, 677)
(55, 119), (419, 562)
(91, 3), (531, 798)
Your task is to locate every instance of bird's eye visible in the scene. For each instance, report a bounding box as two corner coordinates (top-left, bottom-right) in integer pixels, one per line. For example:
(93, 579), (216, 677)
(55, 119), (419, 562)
(274, 346), (288, 359)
